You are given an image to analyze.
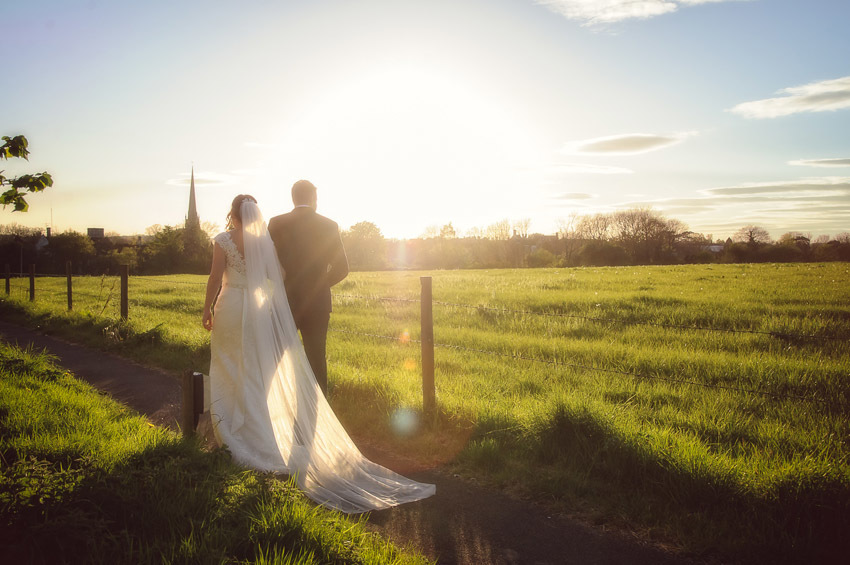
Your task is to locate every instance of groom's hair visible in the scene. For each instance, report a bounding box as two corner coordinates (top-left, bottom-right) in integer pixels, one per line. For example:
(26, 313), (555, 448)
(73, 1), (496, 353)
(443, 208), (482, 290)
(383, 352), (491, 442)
(292, 180), (317, 205)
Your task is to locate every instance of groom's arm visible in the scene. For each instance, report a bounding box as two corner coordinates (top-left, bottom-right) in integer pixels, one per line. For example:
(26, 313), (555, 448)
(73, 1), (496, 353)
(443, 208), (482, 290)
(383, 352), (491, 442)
(326, 222), (349, 288)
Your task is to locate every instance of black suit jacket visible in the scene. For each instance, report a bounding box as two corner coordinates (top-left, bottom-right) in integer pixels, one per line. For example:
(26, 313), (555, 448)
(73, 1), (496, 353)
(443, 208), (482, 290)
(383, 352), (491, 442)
(267, 207), (349, 326)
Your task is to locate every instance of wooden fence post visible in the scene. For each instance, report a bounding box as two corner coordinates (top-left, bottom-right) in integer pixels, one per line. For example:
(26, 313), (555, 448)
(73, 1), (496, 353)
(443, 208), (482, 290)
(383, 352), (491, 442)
(28, 264), (35, 302)
(420, 276), (436, 413)
(120, 264), (129, 321)
(181, 370), (195, 437)
(66, 261), (73, 311)
(181, 370), (205, 437)
(4, 264), (9, 295)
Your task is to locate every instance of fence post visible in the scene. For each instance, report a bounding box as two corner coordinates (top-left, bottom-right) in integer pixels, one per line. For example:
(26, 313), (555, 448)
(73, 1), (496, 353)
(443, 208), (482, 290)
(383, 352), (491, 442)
(29, 264), (35, 302)
(66, 261), (73, 311)
(4, 264), (9, 295)
(120, 264), (129, 321)
(181, 370), (205, 437)
(420, 276), (436, 413)
(181, 370), (195, 437)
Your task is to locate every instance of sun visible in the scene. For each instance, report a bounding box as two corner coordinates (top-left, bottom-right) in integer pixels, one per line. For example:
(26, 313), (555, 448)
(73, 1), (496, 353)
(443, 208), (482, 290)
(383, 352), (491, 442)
(264, 64), (544, 237)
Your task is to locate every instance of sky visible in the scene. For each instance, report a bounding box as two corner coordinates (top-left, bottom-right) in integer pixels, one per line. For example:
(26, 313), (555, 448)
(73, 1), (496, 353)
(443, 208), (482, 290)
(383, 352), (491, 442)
(2, 0), (849, 240)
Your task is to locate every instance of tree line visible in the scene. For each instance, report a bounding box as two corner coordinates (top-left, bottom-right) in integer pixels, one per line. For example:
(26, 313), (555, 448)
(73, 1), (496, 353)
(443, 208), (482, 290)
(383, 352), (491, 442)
(0, 223), (213, 276)
(343, 209), (850, 271)
(2, 210), (848, 276)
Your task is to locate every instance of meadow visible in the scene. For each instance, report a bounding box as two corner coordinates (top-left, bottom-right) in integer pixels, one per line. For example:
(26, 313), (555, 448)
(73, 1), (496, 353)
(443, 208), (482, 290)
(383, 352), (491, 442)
(2, 262), (848, 563)
(0, 341), (431, 564)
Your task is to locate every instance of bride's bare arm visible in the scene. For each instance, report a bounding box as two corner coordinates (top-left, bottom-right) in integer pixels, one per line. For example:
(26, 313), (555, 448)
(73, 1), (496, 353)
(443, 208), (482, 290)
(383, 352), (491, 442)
(202, 243), (226, 331)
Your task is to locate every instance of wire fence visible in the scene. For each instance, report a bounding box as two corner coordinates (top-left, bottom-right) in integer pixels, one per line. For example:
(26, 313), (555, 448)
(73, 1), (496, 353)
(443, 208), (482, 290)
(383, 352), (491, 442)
(4, 269), (846, 408)
(329, 327), (838, 407)
(335, 292), (848, 342)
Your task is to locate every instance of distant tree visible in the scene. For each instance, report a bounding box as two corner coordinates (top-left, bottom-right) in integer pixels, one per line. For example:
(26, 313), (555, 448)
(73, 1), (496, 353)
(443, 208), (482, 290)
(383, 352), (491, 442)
(578, 240), (628, 266)
(201, 221), (220, 239)
(182, 222), (213, 274)
(343, 221), (386, 270)
(0, 223), (42, 236)
(486, 219), (512, 240)
(139, 225), (184, 274)
(575, 213), (611, 241)
(48, 231), (96, 269)
(1, 135), (53, 212)
(145, 224), (163, 236)
(733, 225), (772, 246)
(526, 247), (558, 267)
(439, 222), (457, 239)
(835, 232), (850, 244)
(420, 225), (439, 239)
(465, 226), (486, 239)
(512, 218), (530, 239)
(555, 213), (581, 266)
(555, 213), (579, 239)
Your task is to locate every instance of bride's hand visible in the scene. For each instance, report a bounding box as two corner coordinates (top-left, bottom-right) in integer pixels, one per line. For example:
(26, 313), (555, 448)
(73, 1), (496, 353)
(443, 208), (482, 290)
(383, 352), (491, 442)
(202, 309), (213, 331)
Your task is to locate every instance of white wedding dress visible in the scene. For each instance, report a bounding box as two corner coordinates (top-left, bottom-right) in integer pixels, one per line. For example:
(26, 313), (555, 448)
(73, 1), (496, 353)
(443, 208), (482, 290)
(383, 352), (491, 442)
(209, 202), (435, 513)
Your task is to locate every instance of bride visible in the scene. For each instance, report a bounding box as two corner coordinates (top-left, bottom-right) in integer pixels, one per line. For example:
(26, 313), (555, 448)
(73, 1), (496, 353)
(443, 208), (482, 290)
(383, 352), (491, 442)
(202, 194), (435, 513)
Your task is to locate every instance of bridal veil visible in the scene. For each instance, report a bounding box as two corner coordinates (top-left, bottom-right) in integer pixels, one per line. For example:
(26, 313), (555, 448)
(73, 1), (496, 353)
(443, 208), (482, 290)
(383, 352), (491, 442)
(231, 201), (435, 512)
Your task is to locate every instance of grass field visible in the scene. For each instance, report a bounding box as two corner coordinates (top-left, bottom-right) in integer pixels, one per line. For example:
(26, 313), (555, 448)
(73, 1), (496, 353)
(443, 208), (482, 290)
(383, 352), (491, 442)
(2, 262), (848, 563)
(0, 341), (431, 564)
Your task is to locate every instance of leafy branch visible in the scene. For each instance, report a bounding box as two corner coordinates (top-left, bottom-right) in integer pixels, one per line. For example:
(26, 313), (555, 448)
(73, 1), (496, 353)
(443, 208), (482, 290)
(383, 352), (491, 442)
(1, 135), (54, 212)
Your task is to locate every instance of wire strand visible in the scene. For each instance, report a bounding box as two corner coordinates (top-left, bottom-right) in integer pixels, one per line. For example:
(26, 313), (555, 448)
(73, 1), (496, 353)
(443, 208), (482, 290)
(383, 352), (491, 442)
(330, 327), (835, 406)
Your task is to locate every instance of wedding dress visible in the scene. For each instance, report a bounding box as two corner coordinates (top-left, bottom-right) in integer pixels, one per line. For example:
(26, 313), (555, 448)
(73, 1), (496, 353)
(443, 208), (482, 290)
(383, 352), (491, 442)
(209, 202), (435, 513)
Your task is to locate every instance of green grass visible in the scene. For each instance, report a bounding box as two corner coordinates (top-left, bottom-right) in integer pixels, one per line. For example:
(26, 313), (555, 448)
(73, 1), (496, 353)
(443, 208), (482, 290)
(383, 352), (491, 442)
(0, 341), (432, 564)
(2, 263), (849, 563)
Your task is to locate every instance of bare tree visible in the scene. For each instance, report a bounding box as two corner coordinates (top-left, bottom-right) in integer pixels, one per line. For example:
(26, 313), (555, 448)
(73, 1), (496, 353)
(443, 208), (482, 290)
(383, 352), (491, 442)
(145, 224), (163, 236)
(555, 213), (579, 239)
(733, 225), (772, 246)
(575, 213), (611, 241)
(512, 218), (531, 239)
(465, 226), (486, 239)
(420, 225), (439, 239)
(486, 219), (512, 240)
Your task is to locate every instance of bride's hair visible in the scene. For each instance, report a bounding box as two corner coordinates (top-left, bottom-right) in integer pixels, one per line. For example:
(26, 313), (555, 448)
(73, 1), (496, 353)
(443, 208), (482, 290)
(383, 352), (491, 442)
(226, 194), (257, 229)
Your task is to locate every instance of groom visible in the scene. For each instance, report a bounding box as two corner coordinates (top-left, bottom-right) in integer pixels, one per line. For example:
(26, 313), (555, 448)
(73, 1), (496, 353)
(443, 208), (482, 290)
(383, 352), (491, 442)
(268, 180), (349, 396)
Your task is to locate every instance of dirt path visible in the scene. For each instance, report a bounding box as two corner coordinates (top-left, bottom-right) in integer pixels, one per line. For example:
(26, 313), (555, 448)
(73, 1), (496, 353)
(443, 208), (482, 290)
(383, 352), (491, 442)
(0, 320), (696, 565)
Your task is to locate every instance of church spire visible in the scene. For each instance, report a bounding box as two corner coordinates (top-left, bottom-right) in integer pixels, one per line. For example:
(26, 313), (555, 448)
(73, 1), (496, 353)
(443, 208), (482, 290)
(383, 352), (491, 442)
(186, 165), (200, 230)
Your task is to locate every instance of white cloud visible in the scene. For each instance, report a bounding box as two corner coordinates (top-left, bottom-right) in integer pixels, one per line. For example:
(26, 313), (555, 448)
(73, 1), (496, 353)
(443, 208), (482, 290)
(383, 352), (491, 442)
(552, 192), (596, 200)
(547, 163), (633, 174)
(789, 158), (850, 168)
(729, 76), (850, 119)
(613, 177), (850, 237)
(534, 0), (733, 25)
(702, 176), (850, 197)
(564, 132), (695, 155)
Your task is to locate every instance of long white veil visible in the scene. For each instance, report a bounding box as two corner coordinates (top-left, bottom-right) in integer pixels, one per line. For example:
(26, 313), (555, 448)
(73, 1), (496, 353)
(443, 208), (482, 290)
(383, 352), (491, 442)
(239, 201), (435, 513)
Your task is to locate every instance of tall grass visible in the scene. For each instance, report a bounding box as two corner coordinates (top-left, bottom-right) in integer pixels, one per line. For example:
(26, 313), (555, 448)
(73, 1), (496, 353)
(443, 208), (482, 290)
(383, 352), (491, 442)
(2, 263), (848, 562)
(0, 341), (431, 564)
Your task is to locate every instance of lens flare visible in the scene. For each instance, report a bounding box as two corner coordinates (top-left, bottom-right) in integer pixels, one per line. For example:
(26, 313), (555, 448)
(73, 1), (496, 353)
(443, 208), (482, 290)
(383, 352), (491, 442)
(403, 358), (417, 371)
(390, 408), (419, 438)
(399, 329), (410, 344)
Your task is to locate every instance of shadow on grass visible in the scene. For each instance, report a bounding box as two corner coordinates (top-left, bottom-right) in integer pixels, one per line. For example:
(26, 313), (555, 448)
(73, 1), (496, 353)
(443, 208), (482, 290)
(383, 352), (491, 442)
(461, 401), (848, 564)
(0, 436), (402, 564)
(0, 299), (210, 374)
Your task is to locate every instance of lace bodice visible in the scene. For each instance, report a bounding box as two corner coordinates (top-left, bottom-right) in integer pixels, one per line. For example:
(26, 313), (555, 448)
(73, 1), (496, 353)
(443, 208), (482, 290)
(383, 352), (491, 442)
(214, 231), (247, 287)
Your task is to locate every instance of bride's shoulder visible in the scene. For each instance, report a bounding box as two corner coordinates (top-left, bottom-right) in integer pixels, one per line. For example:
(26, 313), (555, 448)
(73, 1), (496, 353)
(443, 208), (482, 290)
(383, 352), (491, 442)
(213, 231), (233, 245)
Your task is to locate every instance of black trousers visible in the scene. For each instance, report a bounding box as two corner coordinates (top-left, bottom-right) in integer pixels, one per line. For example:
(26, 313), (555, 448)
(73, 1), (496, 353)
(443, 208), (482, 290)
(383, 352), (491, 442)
(297, 314), (330, 396)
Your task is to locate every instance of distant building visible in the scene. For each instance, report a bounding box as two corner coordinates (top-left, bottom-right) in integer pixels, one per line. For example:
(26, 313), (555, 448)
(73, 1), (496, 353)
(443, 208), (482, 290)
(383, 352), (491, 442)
(87, 228), (105, 239)
(185, 166), (200, 231)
